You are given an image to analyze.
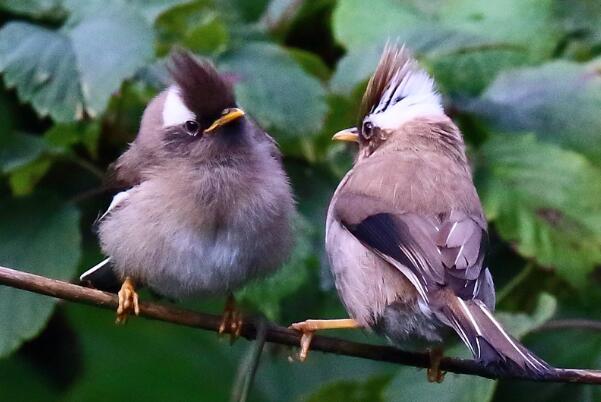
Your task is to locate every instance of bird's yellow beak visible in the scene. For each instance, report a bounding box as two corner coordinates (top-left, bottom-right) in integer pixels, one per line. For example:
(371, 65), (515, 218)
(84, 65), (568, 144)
(332, 128), (360, 143)
(204, 108), (246, 133)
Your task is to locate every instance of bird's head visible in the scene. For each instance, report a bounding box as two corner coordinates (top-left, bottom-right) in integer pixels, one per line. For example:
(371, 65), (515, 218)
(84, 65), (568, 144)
(333, 44), (445, 157)
(136, 51), (250, 163)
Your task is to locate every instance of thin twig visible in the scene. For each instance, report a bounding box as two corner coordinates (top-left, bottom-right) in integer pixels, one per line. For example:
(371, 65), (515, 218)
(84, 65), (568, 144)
(535, 319), (601, 333)
(231, 319), (267, 402)
(69, 186), (109, 204)
(0, 265), (600, 385)
(496, 262), (534, 304)
(61, 154), (105, 180)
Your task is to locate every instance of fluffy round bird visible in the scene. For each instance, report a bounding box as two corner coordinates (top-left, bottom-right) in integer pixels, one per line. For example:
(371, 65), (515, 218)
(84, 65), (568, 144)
(81, 51), (295, 327)
(291, 44), (553, 380)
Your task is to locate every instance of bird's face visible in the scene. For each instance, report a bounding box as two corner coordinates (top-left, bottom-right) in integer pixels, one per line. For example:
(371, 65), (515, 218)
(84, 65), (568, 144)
(332, 45), (444, 159)
(150, 52), (250, 163)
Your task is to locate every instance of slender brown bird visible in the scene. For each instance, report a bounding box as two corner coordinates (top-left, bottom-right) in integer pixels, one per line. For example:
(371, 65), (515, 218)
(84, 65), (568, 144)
(291, 45), (552, 381)
(81, 51), (295, 330)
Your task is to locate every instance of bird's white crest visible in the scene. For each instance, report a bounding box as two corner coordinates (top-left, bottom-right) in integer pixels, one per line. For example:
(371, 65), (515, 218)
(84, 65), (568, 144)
(367, 50), (444, 130)
(162, 85), (196, 127)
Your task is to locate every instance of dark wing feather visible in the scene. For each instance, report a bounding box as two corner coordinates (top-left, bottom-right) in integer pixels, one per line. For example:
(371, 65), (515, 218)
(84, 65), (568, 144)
(335, 192), (489, 304)
(335, 193), (555, 375)
(346, 213), (444, 294)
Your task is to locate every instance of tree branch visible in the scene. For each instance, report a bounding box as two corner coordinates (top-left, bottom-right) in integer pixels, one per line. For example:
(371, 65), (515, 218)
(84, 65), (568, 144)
(1, 265), (600, 385)
(536, 319), (601, 332)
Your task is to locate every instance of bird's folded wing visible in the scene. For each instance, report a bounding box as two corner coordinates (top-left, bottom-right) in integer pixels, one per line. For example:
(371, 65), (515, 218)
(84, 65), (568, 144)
(257, 128), (284, 162)
(334, 192), (492, 307)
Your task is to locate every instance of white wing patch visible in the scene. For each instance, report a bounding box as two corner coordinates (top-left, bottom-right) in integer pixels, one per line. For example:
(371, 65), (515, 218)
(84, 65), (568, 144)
(162, 85), (195, 127)
(98, 190), (131, 222)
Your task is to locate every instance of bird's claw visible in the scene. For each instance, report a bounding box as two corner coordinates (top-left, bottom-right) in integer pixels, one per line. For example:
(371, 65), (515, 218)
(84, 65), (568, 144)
(115, 277), (139, 325)
(218, 297), (243, 344)
(427, 348), (446, 383)
(289, 321), (316, 362)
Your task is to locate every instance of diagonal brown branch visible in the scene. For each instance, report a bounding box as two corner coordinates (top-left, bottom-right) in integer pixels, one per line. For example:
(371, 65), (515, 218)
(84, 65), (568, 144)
(1, 265), (600, 385)
(535, 319), (601, 332)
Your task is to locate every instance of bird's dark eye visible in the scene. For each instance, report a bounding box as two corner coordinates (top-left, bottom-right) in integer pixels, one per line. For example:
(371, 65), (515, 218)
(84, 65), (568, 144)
(184, 120), (199, 136)
(362, 121), (374, 139)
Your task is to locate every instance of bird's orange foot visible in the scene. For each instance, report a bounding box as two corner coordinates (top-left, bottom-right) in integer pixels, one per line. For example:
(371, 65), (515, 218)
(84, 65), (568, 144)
(218, 295), (243, 343)
(115, 277), (139, 325)
(289, 318), (361, 362)
(427, 347), (446, 383)
(289, 321), (316, 362)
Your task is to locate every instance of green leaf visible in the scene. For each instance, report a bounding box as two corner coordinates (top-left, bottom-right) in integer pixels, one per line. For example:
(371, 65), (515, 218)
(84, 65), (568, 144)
(332, 0), (420, 50)
(0, 355), (60, 402)
(181, 12), (229, 55)
(330, 45), (382, 94)
(437, 0), (558, 59)
(331, 0), (559, 95)
(0, 0), (65, 19)
(125, 0), (196, 24)
(0, 195), (81, 357)
(0, 23), (84, 122)
(384, 368), (496, 402)
(220, 42), (327, 137)
(288, 48), (331, 82)
(423, 34), (531, 95)
(0, 123), (100, 195)
(553, 0), (601, 49)
(476, 134), (601, 286)
(63, 0), (194, 24)
(216, 0), (269, 23)
(236, 214), (313, 320)
(0, 3), (154, 122)
(155, 1), (222, 56)
(468, 60), (601, 162)
(305, 374), (392, 402)
(66, 4), (154, 117)
(497, 293), (557, 339)
(44, 121), (101, 157)
(62, 303), (241, 402)
(0, 132), (46, 174)
(8, 157), (53, 196)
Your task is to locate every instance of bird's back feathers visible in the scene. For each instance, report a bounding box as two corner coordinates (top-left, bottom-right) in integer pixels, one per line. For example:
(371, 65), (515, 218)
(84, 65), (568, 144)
(328, 44), (554, 376)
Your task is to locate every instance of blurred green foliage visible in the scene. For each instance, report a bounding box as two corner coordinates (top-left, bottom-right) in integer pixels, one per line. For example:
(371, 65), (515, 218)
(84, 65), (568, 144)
(0, 0), (600, 401)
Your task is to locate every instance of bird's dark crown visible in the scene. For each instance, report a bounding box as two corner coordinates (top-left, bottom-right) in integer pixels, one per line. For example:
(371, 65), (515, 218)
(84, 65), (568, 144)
(168, 51), (236, 126)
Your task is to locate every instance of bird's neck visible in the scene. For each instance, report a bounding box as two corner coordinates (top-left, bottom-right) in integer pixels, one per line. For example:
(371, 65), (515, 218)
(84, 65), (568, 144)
(370, 118), (470, 170)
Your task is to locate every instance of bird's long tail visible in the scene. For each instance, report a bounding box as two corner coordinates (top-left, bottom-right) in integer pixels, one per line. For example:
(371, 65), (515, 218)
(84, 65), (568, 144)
(438, 294), (552, 377)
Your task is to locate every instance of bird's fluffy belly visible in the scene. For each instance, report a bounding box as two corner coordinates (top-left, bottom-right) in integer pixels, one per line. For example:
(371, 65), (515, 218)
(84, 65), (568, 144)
(374, 302), (444, 344)
(99, 202), (279, 299)
(148, 226), (261, 298)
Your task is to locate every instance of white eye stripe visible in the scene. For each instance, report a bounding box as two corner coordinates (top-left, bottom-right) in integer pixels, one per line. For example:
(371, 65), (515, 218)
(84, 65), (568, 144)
(162, 86), (196, 128)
